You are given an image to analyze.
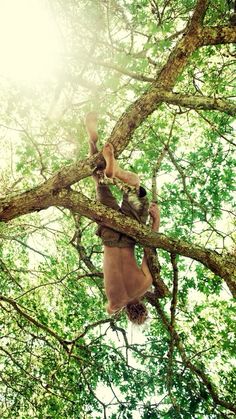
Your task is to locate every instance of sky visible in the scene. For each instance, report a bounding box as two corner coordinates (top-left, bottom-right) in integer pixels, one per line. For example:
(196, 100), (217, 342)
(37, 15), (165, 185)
(0, 0), (62, 83)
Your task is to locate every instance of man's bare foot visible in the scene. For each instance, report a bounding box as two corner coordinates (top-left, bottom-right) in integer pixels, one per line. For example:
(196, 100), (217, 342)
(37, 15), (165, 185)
(85, 112), (98, 142)
(102, 143), (116, 178)
(102, 142), (140, 188)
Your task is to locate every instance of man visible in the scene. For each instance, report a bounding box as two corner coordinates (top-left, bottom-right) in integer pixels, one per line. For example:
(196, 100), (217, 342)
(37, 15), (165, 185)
(85, 112), (160, 324)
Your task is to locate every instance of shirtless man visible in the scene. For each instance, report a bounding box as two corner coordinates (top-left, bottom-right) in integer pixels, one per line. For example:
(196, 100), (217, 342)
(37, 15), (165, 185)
(85, 112), (160, 324)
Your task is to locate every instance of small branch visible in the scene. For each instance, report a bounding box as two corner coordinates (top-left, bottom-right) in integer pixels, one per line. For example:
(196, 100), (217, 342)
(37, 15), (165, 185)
(170, 253), (178, 328)
(0, 234), (51, 259)
(70, 214), (99, 274)
(80, 366), (108, 414)
(144, 248), (170, 298)
(64, 319), (112, 345)
(196, 111), (236, 146)
(166, 253), (179, 409)
(0, 294), (69, 351)
(151, 145), (169, 203)
(15, 270), (101, 300)
(0, 258), (22, 289)
(151, 113), (176, 202)
(166, 147), (206, 211)
(88, 57), (155, 82)
(70, 213), (105, 296)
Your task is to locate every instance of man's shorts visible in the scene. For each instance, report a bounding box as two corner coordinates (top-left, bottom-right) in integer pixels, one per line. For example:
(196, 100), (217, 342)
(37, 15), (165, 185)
(96, 186), (149, 248)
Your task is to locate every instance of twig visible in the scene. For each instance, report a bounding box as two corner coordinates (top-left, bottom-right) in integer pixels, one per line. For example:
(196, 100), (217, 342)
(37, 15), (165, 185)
(170, 253), (178, 328)
(166, 253), (179, 410)
(151, 113), (176, 203)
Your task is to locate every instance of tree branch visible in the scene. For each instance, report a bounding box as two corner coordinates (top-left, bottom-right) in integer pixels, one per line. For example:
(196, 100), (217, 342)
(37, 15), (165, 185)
(0, 294), (69, 351)
(200, 26), (236, 46)
(70, 213), (105, 295)
(0, 188), (235, 296)
(170, 253), (178, 328)
(187, 0), (209, 29)
(157, 91), (236, 116)
(87, 57), (155, 82)
(166, 253), (179, 409)
(144, 247), (170, 297)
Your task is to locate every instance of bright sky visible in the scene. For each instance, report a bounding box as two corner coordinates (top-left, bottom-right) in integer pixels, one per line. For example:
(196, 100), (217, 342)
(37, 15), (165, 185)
(0, 0), (61, 83)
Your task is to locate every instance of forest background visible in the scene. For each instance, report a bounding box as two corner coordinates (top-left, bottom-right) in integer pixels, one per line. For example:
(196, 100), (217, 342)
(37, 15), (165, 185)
(0, 0), (235, 418)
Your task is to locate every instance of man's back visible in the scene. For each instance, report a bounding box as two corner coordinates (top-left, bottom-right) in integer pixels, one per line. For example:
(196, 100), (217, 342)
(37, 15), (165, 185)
(104, 246), (152, 313)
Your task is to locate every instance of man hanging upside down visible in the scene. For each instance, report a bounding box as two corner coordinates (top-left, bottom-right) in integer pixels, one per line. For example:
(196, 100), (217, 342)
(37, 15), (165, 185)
(85, 112), (160, 324)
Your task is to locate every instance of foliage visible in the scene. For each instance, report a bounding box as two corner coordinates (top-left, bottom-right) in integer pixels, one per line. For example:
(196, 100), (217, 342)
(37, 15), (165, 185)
(0, 0), (235, 418)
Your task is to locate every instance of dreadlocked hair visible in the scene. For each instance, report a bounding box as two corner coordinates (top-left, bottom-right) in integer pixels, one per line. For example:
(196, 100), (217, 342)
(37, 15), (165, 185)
(125, 301), (148, 325)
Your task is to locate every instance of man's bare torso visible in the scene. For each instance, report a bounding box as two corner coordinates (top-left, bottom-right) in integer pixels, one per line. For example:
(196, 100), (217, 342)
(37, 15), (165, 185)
(104, 246), (152, 313)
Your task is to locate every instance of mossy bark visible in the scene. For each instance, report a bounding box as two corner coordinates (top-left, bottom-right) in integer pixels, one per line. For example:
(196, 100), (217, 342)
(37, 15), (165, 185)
(1, 188), (234, 296)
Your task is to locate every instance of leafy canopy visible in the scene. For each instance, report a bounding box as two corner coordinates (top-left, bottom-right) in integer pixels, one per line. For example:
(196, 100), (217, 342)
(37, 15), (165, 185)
(0, 0), (235, 418)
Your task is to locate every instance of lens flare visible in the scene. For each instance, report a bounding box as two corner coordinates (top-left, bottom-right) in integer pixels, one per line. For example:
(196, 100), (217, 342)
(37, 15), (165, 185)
(0, 0), (62, 83)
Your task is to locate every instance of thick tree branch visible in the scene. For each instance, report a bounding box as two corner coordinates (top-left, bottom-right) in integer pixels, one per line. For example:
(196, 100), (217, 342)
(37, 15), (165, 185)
(187, 0), (209, 29)
(57, 190), (236, 296)
(1, 188), (235, 296)
(2, 89), (233, 217)
(0, 1), (235, 413)
(200, 25), (236, 46)
(157, 91), (236, 116)
(105, 1), (233, 155)
(105, 11), (235, 155)
(0, 1), (235, 302)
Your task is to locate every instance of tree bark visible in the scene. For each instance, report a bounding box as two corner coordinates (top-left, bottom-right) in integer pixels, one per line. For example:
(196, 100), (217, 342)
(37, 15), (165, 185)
(1, 188), (234, 296)
(200, 26), (236, 46)
(60, 190), (236, 296)
(154, 91), (236, 116)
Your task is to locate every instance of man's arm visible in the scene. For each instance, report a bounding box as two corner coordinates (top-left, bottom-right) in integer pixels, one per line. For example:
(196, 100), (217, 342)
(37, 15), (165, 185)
(149, 202), (160, 232)
(141, 203), (160, 279)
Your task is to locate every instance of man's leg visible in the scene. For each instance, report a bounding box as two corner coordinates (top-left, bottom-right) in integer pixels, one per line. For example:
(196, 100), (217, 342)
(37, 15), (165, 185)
(85, 112), (140, 190)
(101, 142), (150, 226)
(85, 113), (119, 211)
(85, 111), (99, 155)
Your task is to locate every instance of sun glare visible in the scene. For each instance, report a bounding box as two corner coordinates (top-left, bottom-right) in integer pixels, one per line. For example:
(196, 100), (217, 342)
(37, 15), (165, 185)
(0, 0), (61, 83)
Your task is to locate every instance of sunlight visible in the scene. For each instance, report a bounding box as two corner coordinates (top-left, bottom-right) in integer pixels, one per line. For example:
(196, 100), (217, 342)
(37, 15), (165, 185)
(0, 0), (61, 83)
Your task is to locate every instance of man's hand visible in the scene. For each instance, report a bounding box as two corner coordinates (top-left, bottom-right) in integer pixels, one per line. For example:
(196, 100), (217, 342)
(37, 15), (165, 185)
(149, 202), (160, 231)
(149, 202), (159, 219)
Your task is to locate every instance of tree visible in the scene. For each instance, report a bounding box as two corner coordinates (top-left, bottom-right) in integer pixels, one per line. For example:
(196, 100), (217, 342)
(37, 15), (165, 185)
(0, 0), (235, 417)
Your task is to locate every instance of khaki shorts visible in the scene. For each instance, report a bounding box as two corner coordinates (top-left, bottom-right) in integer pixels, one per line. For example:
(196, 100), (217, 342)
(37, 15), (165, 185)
(96, 184), (149, 248)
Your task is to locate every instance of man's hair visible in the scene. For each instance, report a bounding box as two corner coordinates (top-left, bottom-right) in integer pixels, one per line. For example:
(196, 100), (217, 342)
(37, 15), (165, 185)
(125, 301), (148, 325)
